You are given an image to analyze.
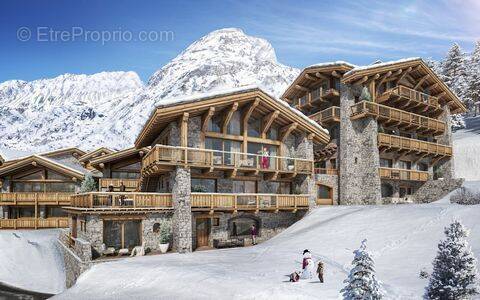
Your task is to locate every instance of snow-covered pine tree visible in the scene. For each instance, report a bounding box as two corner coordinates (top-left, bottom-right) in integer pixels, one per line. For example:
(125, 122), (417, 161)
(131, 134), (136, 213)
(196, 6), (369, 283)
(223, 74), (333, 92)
(80, 173), (97, 193)
(441, 43), (470, 109)
(425, 220), (479, 299)
(341, 239), (384, 300)
(467, 41), (480, 116)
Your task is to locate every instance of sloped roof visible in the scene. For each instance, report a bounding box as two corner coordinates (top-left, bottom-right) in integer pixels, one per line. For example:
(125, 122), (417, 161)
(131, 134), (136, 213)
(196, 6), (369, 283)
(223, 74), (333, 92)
(78, 147), (114, 163)
(90, 147), (150, 166)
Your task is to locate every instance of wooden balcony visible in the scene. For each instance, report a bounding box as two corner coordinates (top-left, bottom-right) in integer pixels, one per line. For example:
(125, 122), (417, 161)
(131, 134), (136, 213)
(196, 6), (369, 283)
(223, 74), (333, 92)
(351, 101), (446, 135)
(0, 217), (68, 229)
(377, 86), (443, 117)
(66, 192), (309, 213)
(191, 193), (309, 212)
(142, 145), (313, 177)
(378, 133), (452, 157)
(309, 106), (340, 125)
(99, 178), (140, 191)
(379, 167), (429, 181)
(0, 192), (72, 205)
(295, 87), (339, 110)
(314, 168), (338, 175)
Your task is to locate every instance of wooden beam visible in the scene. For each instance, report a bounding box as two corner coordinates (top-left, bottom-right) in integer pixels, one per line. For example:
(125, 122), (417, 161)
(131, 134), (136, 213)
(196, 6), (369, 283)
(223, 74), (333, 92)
(261, 110), (280, 138)
(414, 74), (430, 90)
(222, 102), (238, 133)
(376, 71), (392, 93)
(280, 123), (298, 142)
(180, 112), (189, 147)
(355, 76), (369, 86)
(314, 72), (329, 81)
(295, 84), (309, 92)
(304, 74), (317, 81)
(434, 91), (446, 99)
(331, 70), (341, 78)
(201, 107), (215, 133)
(395, 67), (412, 85)
(427, 82), (439, 90)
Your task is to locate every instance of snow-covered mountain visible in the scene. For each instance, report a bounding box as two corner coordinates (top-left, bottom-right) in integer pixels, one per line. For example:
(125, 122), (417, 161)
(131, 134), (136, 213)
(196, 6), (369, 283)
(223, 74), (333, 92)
(0, 28), (299, 152)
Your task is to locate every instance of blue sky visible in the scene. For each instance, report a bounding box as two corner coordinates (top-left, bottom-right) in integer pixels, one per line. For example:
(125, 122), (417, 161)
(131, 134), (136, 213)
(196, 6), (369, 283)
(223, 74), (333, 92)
(1, 0), (479, 83)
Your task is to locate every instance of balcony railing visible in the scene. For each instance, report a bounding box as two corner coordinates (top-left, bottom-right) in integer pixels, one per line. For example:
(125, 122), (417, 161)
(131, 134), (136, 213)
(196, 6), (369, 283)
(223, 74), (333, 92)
(0, 217), (69, 229)
(309, 106), (340, 124)
(191, 193), (309, 211)
(0, 192), (72, 205)
(99, 178), (140, 191)
(142, 145), (313, 175)
(351, 101), (446, 135)
(67, 192), (309, 212)
(379, 167), (429, 181)
(295, 87), (340, 109)
(314, 168), (338, 175)
(378, 133), (452, 156)
(70, 192), (173, 209)
(378, 86), (441, 112)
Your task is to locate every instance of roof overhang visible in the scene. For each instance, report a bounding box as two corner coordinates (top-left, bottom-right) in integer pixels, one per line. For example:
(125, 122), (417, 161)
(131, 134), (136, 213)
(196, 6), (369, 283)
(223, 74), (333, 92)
(0, 155), (86, 180)
(135, 87), (330, 147)
(90, 147), (150, 167)
(78, 147), (114, 163)
(342, 58), (467, 114)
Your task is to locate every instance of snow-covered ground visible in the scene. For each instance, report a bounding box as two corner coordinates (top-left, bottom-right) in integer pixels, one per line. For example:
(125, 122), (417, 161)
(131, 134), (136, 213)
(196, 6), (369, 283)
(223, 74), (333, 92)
(0, 229), (65, 294)
(54, 197), (480, 300)
(454, 116), (480, 181)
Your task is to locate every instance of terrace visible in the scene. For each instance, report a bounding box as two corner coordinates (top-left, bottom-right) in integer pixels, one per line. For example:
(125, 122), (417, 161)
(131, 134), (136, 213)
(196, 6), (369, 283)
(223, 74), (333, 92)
(98, 178), (140, 191)
(378, 133), (452, 157)
(309, 106), (341, 125)
(379, 167), (429, 181)
(0, 192), (72, 205)
(377, 85), (443, 117)
(0, 217), (68, 229)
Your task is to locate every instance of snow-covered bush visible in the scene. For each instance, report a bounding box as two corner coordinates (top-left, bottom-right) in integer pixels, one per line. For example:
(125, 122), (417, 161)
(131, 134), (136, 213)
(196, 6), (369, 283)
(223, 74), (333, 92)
(451, 114), (466, 131)
(341, 239), (384, 300)
(419, 269), (429, 279)
(159, 219), (172, 244)
(424, 220), (479, 299)
(450, 187), (480, 205)
(80, 173), (97, 193)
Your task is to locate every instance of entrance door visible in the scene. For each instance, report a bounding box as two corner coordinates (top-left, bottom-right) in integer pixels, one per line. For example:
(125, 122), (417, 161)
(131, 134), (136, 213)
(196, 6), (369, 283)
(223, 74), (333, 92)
(196, 218), (210, 248)
(317, 184), (333, 205)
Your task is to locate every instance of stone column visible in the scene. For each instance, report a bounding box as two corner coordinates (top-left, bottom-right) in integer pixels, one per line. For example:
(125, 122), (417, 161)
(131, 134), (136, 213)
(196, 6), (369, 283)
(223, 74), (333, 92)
(294, 133), (316, 208)
(338, 83), (382, 205)
(171, 167), (192, 253)
(436, 105), (455, 179)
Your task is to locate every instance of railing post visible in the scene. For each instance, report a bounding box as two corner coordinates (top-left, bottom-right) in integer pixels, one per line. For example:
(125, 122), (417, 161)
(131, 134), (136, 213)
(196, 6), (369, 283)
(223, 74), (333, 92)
(89, 193), (94, 208)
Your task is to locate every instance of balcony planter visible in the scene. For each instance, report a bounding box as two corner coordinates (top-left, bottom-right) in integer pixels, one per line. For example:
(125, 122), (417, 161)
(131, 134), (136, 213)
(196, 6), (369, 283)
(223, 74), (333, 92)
(159, 243), (169, 254)
(159, 219), (172, 254)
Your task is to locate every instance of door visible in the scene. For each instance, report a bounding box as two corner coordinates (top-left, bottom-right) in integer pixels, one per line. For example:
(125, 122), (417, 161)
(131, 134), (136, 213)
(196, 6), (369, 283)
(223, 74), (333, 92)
(196, 218), (210, 248)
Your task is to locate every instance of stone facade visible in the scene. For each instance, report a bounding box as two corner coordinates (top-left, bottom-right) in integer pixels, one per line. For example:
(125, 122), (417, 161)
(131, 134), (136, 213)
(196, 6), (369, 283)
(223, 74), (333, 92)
(171, 167), (192, 253)
(412, 178), (464, 203)
(75, 214), (104, 254)
(142, 213), (173, 251)
(338, 83), (382, 205)
(436, 105), (455, 179)
(58, 229), (92, 288)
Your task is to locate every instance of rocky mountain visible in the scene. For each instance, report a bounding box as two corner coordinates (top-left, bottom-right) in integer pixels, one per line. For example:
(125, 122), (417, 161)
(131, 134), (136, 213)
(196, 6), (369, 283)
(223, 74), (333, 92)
(0, 28), (300, 152)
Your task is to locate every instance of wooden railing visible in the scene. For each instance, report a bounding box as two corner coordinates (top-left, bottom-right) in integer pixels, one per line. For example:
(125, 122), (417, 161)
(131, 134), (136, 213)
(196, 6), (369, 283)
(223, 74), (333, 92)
(69, 192), (173, 208)
(380, 85), (440, 108)
(0, 217), (68, 229)
(295, 87), (339, 108)
(0, 192), (73, 205)
(142, 145), (314, 174)
(379, 167), (429, 181)
(309, 106), (340, 124)
(99, 178), (140, 191)
(351, 101), (446, 134)
(191, 193), (309, 211)
(314, 168), (338, 175)
(378, 133), (452, 156)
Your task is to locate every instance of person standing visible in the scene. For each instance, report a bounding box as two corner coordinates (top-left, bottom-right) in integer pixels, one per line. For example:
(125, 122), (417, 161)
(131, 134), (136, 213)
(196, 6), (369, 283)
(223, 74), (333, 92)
(250, 224), (257, 245)
(317, 260), (324, 283)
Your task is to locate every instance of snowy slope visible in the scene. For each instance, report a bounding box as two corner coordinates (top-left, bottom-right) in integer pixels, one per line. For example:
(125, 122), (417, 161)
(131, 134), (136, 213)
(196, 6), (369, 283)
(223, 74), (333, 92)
(54, 199), (480, 300)
(0, 28), (299, 152)
(0, 229), (65, 294)
(453, 116), (480, 180)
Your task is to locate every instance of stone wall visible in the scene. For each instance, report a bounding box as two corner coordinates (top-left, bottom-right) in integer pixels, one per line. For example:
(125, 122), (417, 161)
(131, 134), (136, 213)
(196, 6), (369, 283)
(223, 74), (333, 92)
(188, 117), (203, 148)
(412, 178), (464, 203)
(315, 174), (339, 205)
(338, 83), (382, 205)
(171, 167), (192, 253)
(142, 213), (173, 251)
(77, 214), (104, 254)
(436, 105), (455, 179)
(58, 229), (92, 288)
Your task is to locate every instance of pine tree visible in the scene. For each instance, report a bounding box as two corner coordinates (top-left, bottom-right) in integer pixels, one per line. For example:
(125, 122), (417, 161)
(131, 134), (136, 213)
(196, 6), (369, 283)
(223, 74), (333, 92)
(341, 239), (384, 300)
(425, 220), (479, 299)
(467, 41), (480, 116)
(441, 43), (470, 109)
(80, 173), (97, 193)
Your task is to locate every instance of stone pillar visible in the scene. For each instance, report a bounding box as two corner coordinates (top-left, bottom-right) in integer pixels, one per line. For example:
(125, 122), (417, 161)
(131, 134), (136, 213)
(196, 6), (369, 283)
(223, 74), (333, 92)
(338, 83), (382, 205)
(294, 133), (316, 208)
(171, 167), (192, 253)
(436, 105), (455, 179)
(39, 205), (46, 219)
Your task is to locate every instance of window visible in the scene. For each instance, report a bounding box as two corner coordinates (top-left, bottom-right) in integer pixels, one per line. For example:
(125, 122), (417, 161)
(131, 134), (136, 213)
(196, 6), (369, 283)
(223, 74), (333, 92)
(18, 207), (35, 218)
(103, 220), (141, 250)
(47, 170), (70, 180)
(330, 159), (337, 169)
(399, 186), (413, 197)
(230, 217), (259, 237)
(212, 218), (220, 227)
(381, 184), (393, 197)
(380, 158), (393, 168)
(227, 111), (241, 135)
(398, 160), (411, 170)
(248, 118), (262, 137)
(233, 180), (256, 193)
(112, 171), (140, 179)
(417, 163), (428, 171)
(16, 170), (43, 180)
(400, 132), (412, 138)
(191, 178), (216, 193)
(205, 138), (241, 166)
(267, 125), (278, 140)
(48, 206), (68, 217)
(208, 115), (222, 133)
(80, 220), (87, 232)
(334, 78), (341, 91)
(317, 185), (332, 199)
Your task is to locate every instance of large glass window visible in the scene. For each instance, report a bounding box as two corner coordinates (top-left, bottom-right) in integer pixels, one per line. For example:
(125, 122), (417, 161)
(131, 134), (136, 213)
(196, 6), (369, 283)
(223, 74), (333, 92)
(17, 170), (43, 180)
(205, 138), (241, 166)
(112, 171), (140, 179)
(48, 206), (68, 217)
(46, 182), (76, 192)
(267, 125), (279, 140)
(398, 160), (412, 170)
(381, 184), (393, 197)
(191, 178), (216, 193)
(380, 158), (393, 168)
(233, 180), (256, 193)
(47, 170), (70, 180)
(248, 118), (261, 137)
(230, 217), (259, 237)
(417, 162), (429, 171)
(317, 185), (331, 199)
(208, 115), (223, 133)
(104, 220), (141, 250)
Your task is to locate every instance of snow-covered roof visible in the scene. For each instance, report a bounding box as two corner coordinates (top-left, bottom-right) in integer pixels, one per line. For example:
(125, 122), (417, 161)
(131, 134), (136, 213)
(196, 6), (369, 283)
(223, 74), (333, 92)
(344, 57), (421, 77)
(153, 85), (329, 135)
(307, 61), (357, 69)
(0, 148), (34, 161)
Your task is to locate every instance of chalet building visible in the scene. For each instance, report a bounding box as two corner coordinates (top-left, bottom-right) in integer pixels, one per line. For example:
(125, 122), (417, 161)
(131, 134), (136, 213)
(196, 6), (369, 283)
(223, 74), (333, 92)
(0, 148), (100, 229)
(281, 58), (466, 205)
